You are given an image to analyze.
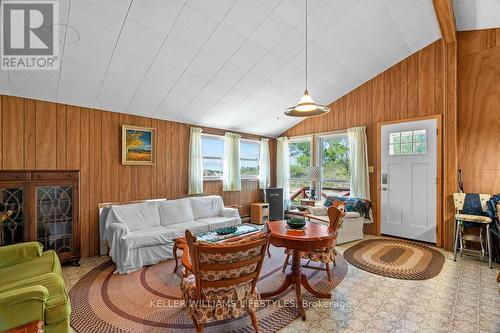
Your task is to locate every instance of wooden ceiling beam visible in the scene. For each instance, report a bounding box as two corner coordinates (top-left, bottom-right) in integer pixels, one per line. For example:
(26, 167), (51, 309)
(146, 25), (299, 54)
(432, 0), (457, 43)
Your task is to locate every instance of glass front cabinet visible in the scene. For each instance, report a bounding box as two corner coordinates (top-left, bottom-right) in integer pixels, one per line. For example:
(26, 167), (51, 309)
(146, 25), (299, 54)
(0, 171), (80, 265)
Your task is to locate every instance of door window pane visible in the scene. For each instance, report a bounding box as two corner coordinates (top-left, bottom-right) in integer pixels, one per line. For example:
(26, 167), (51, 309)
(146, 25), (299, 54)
(413, 142), (427, 154)
(389, 130), (427, 156)
(0, 188), (24, 245)
(389, 132), (401, 144)
(389, 144), (401, 155)
(401, 131), (413, 143)
(413, 130), (426, 142)
(401, 143), (413, 155)
(37, 186), (73, 253)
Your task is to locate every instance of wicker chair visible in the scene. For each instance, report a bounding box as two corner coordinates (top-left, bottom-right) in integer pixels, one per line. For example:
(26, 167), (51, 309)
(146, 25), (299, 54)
(180, 228), (270, 333)
(453, 193), (493, 268)
(282, 205), (345, 281)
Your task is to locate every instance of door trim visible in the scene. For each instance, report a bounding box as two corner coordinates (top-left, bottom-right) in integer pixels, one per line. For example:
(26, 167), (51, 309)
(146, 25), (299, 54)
(376, 115), (443, 247)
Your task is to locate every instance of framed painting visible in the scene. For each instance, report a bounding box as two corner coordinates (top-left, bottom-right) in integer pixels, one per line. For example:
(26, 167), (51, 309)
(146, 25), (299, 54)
(122, 125), (156, 165)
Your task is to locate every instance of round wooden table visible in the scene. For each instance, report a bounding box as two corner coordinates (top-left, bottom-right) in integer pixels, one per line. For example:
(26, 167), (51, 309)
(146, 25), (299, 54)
(260, 220), (333, 321)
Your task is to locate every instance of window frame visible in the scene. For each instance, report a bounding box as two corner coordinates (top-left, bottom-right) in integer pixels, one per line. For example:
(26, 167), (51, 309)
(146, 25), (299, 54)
(240, 138), (260, 180)
(389, 129), (428, 156)
(201, 133), (225, 181)
(316, 131), (351, 187)
(288, 135), (313, 182)
(288, 136), (313, 204)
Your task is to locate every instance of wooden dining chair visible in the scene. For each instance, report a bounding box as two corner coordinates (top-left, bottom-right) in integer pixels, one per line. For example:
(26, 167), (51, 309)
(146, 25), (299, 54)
(180, 228), (270, 333)
(282, 205), (345, 281)
(452, 193), (493, 268)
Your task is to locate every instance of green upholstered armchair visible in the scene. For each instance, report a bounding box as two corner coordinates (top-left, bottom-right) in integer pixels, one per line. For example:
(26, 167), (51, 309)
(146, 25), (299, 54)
(0, 242), (71, 333)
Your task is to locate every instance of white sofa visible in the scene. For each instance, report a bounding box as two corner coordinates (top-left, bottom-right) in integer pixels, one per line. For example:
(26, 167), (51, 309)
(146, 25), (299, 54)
(101, 195), (241, 274)
(307, 206), (372, 245)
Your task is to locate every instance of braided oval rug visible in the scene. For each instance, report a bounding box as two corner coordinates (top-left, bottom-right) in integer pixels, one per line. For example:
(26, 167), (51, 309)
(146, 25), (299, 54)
(343, 239), (445, 280)
(70, 246), (348, 333)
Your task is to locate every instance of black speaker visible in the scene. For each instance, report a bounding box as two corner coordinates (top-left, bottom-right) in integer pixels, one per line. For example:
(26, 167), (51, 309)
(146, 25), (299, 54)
(266, 188), (284, 220)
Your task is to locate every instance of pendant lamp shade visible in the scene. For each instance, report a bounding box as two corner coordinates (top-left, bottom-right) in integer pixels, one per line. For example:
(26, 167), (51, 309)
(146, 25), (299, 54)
(284, 0), (330, 118)
(284, 90), (330, 117)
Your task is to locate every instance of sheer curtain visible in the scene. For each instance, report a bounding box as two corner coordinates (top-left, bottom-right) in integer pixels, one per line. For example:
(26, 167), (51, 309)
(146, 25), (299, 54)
(259, 138), (271, 189)
(188, 127), (203, 195)
(276, 137), (291, 209)
(223, 132), (241, 191)
(347, 126), (370, 200)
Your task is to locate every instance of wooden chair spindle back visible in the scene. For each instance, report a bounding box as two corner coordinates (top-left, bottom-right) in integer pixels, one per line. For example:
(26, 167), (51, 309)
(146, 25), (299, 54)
(185, 228), (270, 299)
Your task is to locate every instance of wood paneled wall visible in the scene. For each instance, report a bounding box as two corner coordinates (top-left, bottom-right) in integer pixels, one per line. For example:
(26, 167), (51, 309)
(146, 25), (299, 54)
(281, 40), (458, 248)
(457, 28), (500, 194)
(0, 95), (275, 258)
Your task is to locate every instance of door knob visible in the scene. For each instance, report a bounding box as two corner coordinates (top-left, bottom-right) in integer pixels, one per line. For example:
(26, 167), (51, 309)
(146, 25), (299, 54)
(382, 187), (388, 191)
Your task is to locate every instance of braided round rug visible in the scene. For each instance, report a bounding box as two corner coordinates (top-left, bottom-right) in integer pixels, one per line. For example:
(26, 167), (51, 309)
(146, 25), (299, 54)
(70, 246), (348, 333)
(343, 239), (445, 280)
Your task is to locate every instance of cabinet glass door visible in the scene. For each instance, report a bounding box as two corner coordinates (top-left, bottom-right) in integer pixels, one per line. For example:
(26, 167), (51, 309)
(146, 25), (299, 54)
(36, 186), (73, 253)
(0, 187), (24, 245)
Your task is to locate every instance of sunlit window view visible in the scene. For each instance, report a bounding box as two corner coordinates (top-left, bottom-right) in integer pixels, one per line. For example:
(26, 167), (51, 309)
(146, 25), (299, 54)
(201, 135), (224, 178)
(319, 134), (351, 197)
(240, 140), (260, 177)
(288, 138), (312, 204)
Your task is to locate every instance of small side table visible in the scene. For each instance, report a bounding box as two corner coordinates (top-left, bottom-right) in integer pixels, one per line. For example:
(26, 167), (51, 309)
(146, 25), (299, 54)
(250, 202), (269, 224)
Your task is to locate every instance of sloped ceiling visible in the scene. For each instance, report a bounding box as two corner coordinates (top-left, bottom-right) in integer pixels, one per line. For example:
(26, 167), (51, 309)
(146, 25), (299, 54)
(0, 0), (446, 137)
(453, 0), (500, 31)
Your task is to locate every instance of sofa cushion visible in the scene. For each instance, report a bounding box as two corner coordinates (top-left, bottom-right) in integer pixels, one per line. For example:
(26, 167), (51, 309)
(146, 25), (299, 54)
(0, 242), (43, 269)
(167, 222), (209, 238)
(110, 201), (161, 232)
(0, 250), (61, 287)
(158, 198), (194, 226)
(196, 217), (240, 231)
(190, 196), (224, 219)
(308, 208), (360, 219)
(0, 272), (69, 325)
(122, 226), (176, 249)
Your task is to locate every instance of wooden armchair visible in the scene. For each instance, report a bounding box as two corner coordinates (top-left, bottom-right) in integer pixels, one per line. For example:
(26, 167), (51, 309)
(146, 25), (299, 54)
(180, 229), (270, 333)
(282, 205), (345, 281)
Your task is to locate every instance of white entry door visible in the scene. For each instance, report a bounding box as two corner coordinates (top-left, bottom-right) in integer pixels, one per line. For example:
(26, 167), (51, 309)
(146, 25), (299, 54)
(380, 119), (437, 243)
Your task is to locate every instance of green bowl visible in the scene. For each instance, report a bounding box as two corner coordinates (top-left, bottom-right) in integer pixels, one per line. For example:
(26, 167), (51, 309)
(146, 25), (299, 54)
(214, 226), (237, 235)
(286, 218), (306, 229)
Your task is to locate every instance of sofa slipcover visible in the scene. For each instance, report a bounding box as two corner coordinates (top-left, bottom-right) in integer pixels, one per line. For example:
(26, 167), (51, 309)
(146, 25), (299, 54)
(104, 195), (241, 273)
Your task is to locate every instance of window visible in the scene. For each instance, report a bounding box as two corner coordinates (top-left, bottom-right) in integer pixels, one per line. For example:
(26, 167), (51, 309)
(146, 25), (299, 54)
(240, 140), (260, 178)
(318, 133), (351, 196)
(389, 130), (427, 156)
(288, 137), (312, 204)
(201, 135), (224, 178)
(201, 135), (261, 179)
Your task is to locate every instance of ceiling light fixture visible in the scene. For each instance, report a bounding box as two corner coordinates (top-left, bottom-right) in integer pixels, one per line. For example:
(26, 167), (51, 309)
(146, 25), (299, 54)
(284, 0), (330, 117)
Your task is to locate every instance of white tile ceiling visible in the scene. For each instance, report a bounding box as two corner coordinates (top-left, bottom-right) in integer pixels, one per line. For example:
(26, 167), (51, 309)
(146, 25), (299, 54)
(1, 0), (452, 137)
(453, 0), (500, 31)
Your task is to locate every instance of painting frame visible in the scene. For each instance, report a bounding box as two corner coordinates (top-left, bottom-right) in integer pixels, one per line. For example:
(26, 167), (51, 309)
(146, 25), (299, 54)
(122, 125), (156, 165)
